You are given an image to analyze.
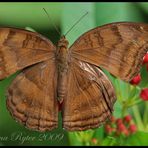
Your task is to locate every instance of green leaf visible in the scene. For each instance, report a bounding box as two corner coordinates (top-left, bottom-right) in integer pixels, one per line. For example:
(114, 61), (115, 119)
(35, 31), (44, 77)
(68, 132), (83, 146)
(93, 126), (104, 140)
(113, 100), (122, 118)
(101, 69), (116, 84)
(101, 131), (148, 146)
(101, 136), (117, 146)
(125, 131), (148, 146)
(128, 85), (140, 100)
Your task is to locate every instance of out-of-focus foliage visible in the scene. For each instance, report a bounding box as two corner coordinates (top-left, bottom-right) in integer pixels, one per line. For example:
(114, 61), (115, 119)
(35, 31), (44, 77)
(0, 2), (147, 146)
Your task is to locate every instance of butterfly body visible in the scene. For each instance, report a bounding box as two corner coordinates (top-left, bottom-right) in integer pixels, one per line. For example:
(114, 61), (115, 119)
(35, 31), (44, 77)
(0, 22), (147, 132)
(56, 36), (69, 103)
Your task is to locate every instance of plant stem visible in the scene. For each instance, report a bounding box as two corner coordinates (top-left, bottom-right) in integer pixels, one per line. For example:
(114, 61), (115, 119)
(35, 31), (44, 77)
(132, 105), (144, 131)
(143, 102), (148, 130)
(122, 103), (127, 117)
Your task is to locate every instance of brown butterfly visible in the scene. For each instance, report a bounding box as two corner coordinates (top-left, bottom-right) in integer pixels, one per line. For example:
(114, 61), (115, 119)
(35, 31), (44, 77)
(0, 22), (148, 132)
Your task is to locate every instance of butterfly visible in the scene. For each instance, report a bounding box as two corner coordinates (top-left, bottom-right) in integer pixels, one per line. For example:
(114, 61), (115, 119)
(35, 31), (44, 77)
(0, 22), (148, 132)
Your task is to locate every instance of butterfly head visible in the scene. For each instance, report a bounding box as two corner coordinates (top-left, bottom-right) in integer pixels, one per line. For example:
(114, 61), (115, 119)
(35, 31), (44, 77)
(58, 36), (69, 49)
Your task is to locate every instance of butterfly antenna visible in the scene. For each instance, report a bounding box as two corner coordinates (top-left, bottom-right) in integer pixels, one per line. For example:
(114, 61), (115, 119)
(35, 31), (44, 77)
(43, 8), (61, 36)
(64, 12), (88, 36)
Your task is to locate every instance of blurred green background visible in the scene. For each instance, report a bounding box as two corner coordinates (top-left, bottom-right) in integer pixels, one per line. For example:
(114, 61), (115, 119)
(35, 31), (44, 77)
(0, 2), (148, 146)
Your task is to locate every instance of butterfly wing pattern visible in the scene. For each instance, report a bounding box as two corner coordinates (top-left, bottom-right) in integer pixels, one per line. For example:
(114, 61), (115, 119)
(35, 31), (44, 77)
(70, 22), (148, 81)
(0, 28), (55, 80)
(6, 60), (59, 132)
(0, 28), (58, 131)
(0, 22), (147, 132)
(63, 22), (148, 131)
(62, 59), (116, 131)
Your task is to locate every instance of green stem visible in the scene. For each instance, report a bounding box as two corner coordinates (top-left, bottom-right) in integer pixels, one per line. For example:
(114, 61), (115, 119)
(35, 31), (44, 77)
(127, 99), (142, 107)
(122, 103), (128, 117)
(115, 79), (124, 104)
(143, 102), (148, 130)
(132, 105), (144, 131)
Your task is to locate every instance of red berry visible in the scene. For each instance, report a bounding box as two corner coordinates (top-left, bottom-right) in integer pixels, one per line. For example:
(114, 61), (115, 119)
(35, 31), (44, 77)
(140, 88), (148, 101)
(91, 138), (97, 144)
(143, 52), (148, 64)
(117, 123), (126, 132)
(130, 74), (141, 85)
(124, 115), (132, 123)
(116, 118), (123, 125)
(129, 124), (137, 134)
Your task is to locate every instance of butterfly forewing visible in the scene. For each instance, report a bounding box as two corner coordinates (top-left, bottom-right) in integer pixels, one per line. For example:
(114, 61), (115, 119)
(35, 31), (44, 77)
(70, 22), (148, 81)
(0, 28), (55, 80)
(62, 59), (116, 131)
(6, 60), (59, 132)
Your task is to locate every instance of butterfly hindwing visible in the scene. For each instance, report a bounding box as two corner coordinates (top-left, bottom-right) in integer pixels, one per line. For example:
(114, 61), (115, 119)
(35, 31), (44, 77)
(70, 22), (148, 81)
(6, 59), (59, 132)
(0, 28), (55, 80)
(62, 59), (116, 131)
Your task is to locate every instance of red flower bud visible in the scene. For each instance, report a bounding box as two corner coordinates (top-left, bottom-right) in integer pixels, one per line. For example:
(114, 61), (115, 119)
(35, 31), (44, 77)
(130, 74), (141, 85)
(143, 52), (148, 64)
(124, 115), (132, 123)
(117, 123), (126, 132)
(140, 88), (148, 101)
(129, 124), (137, 134)
(91, 138), (97, 144)
(116, 118), (123, 125)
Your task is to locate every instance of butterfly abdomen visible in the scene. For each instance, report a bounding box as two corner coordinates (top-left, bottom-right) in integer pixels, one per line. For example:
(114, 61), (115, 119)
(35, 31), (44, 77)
(57, 72), (68, 103)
